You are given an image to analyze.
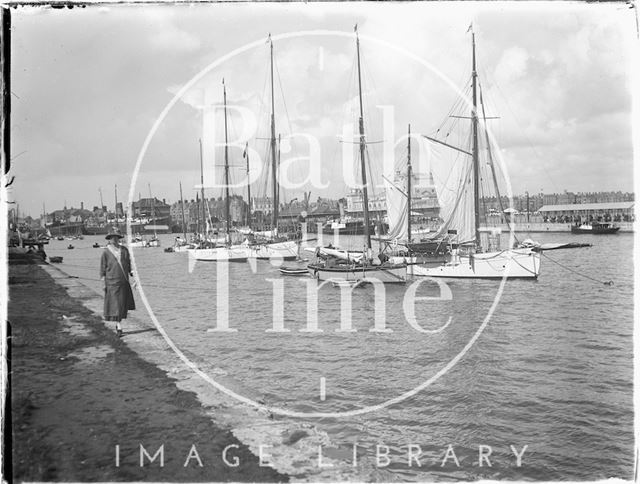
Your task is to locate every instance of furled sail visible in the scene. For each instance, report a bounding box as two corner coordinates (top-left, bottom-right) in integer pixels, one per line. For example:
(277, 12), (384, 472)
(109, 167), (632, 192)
(384, 172), (409, 241)
(430, 149), (476, 245)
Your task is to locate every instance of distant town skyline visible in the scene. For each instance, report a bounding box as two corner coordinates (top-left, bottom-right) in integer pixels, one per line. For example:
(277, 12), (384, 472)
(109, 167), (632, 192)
(7, 2), (637, 217)
(9, 189), (635, 224)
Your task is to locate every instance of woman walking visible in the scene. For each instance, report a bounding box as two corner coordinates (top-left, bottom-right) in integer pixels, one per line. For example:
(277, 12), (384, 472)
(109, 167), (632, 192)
(100, 226), (136, 337)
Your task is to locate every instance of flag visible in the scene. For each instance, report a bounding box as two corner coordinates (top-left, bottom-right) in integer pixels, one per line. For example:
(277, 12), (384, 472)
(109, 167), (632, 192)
(467, 23), (473, 33)
(354, 23), (358, 33)
(243, 142), (248, 158)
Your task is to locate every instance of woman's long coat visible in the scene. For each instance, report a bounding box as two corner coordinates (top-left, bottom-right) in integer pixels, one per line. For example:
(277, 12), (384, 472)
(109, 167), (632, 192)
(100, 246), (136, 320)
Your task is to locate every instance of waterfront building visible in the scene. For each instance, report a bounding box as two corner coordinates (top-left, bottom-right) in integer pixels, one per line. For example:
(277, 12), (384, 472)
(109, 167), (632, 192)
(345, 175), (440, 220)
(345, 189), (387, 218)
(538, 202), (635, 223)
(131, 197), (171, 221)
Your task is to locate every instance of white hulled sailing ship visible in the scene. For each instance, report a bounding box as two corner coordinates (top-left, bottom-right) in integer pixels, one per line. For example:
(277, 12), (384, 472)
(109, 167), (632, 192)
(188, 80), (250, 263)
(243, 35), (299, 261)
(413, 29), (540, 279)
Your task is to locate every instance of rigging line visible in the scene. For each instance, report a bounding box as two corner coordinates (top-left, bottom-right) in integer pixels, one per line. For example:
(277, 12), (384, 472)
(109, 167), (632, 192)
(478, 77), (519, 243)
(438, 79), (473, 137)
(434, 75), (470, 135)
(364, 145), (380, 202)
(541, 251), (614, 286)
(273, 59), (296, 153)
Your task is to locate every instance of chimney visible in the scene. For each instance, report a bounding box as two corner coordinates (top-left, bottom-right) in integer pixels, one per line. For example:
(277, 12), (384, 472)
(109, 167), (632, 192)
(81, 201), (84, 210)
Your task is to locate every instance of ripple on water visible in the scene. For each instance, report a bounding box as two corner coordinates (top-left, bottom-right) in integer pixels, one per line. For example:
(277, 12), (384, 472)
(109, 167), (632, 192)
(48, 232), (635, 480)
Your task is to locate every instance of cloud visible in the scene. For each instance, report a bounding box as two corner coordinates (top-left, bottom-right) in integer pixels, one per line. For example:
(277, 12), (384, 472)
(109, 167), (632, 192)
(494, 46), (529, 85)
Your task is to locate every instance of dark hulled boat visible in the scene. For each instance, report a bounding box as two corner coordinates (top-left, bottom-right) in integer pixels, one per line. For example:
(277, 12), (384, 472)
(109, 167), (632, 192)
(322, 219), (376, 235)
(571, 222), (620, 234)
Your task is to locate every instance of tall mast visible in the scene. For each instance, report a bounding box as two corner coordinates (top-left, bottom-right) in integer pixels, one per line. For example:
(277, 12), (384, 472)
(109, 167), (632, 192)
(114, 184), (118, 222)
(277, 133), (282, 211)
(269, 34), (279, 233)
(199, 138), (206, 238)
(179, 181), (187, 240)
(148, 183), (156, 237)
(407, 124), (412, 243)
(471, 31), (481, 250)
(245, 142), (251, 227)
(223, 79), (231, 236)
(195, 192), (201, 235)
(355, 26), (372, 249)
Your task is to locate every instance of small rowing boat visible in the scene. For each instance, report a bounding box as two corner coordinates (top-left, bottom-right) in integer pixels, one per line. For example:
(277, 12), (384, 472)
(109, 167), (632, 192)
(279, 266), (309, 276)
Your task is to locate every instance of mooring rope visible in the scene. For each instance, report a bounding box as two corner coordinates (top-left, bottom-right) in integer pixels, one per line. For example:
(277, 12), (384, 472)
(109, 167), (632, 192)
(541, 252), (614, 286)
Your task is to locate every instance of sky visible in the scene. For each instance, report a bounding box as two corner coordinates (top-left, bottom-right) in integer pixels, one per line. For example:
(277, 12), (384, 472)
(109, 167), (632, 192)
(7, 1), (638, 217)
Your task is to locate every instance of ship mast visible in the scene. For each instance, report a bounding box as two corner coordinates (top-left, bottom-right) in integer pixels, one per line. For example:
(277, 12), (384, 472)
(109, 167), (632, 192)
(179, 181), (187, 240)
(223, 79), (231, 237)
(244, 142), (251, 228)
(148, 183), (156, 236)
(355, 26), (372, 249)
(471, 31), (481, 250)
(198, 138), (206, 239)
(114, 184), (118, 224)
(407, 124), (412, 243)
(268, 34), (279, 234)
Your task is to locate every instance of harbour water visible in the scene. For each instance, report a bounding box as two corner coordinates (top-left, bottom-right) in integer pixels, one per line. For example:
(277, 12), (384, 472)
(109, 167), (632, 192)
(48, 231), (634, 480)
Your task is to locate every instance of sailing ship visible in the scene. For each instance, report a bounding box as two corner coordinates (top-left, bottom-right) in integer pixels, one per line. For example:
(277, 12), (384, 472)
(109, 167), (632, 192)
(307, 27), (407, 283)
(412, 29), (540, 279)
(383, 124), (451, 274)
(168, 181), (196, 252)
(241, 35), (299, 262)
(188, 80), (250, 263)
(146, 186), (161, 247)
(127, 233), (148, 248)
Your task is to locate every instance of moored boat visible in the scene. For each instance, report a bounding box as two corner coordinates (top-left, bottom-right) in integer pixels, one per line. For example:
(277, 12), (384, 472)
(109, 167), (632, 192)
(414, 246), (540, 279)
(128, 234), (148, 248)
(308, 260), (408, 283)
(188, 245), (250, 262)
(243, 239), (299, 261)
(382, 124), (452, 274)
(571, 222), (620, 234)
(412, 28), (540, 279)
(243, 36), (303, 261)
(188, 80), (250, 263)
(279, 265), (309, 276)
(307, 27), (407, 283)
(322, 218), (375, 235)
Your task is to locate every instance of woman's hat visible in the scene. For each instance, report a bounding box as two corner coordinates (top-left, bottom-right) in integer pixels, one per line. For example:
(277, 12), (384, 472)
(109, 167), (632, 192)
(105, 226), (123, 240)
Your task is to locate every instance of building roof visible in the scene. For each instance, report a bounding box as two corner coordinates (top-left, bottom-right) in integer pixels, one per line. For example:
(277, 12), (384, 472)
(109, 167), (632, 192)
(133, 197), (170, 208)
(539, 202), (634, 212)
